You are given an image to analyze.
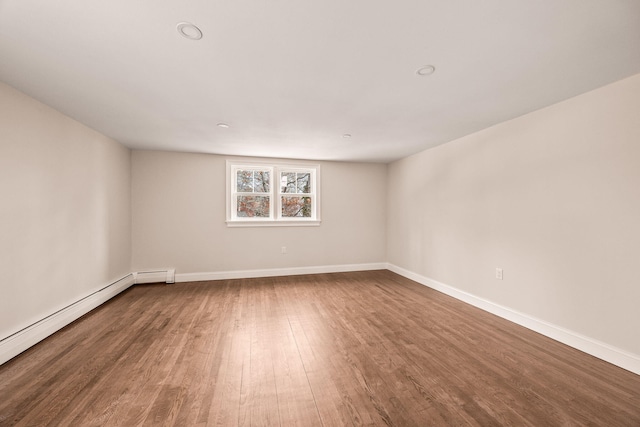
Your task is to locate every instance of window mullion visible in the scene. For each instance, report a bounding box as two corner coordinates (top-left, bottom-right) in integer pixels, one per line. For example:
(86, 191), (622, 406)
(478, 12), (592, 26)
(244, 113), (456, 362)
(275, 166), (282, 220)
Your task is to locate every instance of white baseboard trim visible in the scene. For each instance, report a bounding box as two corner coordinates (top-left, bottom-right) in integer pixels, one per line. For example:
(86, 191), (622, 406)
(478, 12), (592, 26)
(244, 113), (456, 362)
(0, 273), (135, 366)
(387, 263), (640, 376)
(175, 262), (388, 283)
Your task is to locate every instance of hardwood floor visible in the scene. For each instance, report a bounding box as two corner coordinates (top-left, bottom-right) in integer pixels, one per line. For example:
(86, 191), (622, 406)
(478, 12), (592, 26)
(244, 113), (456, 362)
(1, 270), (639, 426)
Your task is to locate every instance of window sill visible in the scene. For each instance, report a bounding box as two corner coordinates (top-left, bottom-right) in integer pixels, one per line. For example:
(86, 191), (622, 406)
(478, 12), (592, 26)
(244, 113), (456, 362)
(226, 220), (321, 228)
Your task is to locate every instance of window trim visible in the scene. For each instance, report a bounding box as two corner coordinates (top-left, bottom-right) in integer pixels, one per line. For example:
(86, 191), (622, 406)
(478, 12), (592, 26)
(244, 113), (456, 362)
(226, 160), (321, 227)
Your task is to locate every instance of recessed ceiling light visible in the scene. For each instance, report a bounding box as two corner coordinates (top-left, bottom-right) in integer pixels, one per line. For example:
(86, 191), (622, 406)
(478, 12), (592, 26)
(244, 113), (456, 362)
(217, 123), (230, 128)
(177, 22), (203, 40)
(416, 65), (436, 76)
(342, 134), (352, 138)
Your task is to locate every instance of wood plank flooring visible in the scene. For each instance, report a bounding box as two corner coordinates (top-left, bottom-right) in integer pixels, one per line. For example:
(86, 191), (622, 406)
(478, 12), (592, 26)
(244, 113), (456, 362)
(1, 270), (639, 426)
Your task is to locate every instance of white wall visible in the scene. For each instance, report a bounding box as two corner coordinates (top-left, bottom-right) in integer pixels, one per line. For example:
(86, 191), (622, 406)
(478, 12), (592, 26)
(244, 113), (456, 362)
(0, 82), (131, 340)
(387, 73), (640, 356)
(132, 151), (387, 275)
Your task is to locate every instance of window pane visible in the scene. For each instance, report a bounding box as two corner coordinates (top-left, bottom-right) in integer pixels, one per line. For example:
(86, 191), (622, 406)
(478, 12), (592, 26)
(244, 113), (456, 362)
(296, 173), (310, 193)
(237, 196), (270, 217)
(237, 170), (253, 192)
(281, 196), (312, 217)
(281, 172), (296, 193)
(253, 171), (270, 193)
(237, 170), (270, 193)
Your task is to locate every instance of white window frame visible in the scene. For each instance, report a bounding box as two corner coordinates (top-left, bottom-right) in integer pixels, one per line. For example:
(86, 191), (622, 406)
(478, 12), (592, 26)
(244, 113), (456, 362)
(226, 160), (321, 227)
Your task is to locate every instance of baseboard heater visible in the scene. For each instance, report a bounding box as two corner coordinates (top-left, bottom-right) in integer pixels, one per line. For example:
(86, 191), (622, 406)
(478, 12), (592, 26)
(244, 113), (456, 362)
(135, 269), (175, 284)
(0, 273), (136, 365)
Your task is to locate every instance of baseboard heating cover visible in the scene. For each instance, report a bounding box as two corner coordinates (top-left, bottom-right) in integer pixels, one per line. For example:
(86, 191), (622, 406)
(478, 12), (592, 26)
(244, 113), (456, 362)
(0, 273), (136, 366)
(134, 269), (175, 284)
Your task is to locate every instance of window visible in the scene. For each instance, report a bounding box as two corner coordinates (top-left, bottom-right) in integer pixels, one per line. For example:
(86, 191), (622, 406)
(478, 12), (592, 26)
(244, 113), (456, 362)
(227, 161), (320, 226)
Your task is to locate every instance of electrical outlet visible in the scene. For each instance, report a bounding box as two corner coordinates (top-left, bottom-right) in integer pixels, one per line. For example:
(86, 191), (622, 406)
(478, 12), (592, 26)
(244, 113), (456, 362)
(496, 268), (503, 280)
(281, 246), (287, 254)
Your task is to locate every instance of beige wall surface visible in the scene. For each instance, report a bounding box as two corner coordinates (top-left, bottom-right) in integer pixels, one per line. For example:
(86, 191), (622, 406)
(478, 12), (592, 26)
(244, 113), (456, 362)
(0, 82), (131, 339)
(387, 74), (640, 355)
(132, 152), (387, 274)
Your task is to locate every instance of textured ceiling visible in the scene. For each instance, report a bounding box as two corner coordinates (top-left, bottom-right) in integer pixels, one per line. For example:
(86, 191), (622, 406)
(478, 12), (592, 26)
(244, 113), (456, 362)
(1, 0), (639, 163)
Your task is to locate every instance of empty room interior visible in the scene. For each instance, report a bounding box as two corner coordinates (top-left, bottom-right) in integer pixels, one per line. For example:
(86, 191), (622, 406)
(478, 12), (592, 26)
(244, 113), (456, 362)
(1, 1), (639, 426)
